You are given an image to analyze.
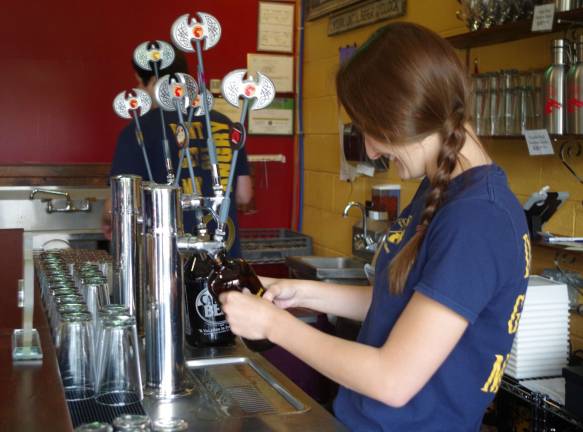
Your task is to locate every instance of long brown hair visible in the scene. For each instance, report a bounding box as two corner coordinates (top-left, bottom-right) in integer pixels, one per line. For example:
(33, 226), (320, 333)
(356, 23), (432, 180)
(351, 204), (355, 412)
(336, 23), (472, 294)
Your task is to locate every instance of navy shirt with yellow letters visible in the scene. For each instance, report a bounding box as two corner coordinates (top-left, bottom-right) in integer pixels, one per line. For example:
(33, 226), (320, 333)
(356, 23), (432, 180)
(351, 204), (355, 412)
(334, 164), (529, 431)
(110, 108), (249, 257)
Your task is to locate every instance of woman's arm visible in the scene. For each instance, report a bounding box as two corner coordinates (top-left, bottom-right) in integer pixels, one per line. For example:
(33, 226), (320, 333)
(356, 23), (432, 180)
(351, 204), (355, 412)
(260, 277), (373, 322)
(220, 290), (468, 407)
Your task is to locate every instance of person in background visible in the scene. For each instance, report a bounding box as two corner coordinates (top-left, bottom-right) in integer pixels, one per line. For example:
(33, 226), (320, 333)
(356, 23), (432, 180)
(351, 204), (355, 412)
(102, 46), (252, 257)
(218, 23), (530, 431)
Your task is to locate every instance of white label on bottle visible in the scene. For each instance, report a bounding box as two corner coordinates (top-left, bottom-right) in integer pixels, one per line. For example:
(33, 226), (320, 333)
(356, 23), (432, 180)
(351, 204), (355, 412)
(524, 129), (555, 156)
(531, 4), (555, 32)
(196, 287), (228, 326)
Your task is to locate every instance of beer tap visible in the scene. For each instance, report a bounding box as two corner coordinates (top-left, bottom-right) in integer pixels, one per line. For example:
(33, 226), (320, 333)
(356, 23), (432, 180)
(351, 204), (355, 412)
(171, 12), (224, 205)
(133, 40), (177, 184)
(110, 11), (281, 400)
(112, 88), (154, 181)
(216, 70), (276, 242)
(153, 72), (200, 194)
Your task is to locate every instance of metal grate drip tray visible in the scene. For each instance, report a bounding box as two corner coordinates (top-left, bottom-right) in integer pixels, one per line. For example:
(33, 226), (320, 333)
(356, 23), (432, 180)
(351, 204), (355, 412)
(68, 398), (146, 428)
(225, 385), (276, 414)
(187, 356), (308, 418)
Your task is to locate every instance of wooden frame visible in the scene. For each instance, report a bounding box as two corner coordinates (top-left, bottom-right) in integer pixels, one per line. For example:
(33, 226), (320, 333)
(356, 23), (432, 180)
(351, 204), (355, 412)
(305, 0), (363, 21)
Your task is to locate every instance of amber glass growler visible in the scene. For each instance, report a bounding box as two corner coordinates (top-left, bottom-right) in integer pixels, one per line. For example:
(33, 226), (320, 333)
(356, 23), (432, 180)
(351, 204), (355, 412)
(184, 252), (235, 347)
(208, 254), (274, 352)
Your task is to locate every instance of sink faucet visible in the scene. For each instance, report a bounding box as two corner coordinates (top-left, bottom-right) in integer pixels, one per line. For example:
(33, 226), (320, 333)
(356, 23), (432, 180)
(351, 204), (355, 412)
(30, 189), (91, 213)
(343, 201), (376, 252)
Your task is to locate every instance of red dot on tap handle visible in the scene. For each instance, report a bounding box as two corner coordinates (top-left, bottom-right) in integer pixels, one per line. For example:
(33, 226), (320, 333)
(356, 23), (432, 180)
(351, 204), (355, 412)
(193, 25), (204, 38)
(230, 129), (242, 144)
(244, 85), (256, 97)
(129, 99), (138, 109)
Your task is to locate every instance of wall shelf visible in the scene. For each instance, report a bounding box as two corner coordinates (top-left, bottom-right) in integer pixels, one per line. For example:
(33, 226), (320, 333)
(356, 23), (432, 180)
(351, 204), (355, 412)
(447, 8), (583, 50)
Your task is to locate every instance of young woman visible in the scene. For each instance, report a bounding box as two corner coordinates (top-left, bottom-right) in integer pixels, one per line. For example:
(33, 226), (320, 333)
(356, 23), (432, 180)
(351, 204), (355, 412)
(219, 23), (530, 431)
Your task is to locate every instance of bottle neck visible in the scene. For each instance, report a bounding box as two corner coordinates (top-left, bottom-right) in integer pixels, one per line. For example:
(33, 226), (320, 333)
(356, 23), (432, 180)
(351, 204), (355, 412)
(553, 46), (567, 65)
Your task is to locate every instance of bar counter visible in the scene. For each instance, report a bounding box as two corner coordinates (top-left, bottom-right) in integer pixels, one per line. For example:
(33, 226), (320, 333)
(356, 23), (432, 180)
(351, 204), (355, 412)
(0, 251), (346, 431)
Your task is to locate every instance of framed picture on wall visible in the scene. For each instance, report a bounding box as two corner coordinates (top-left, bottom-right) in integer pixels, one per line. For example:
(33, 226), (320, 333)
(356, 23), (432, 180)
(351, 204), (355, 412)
(248, 97), (294, 135)
(305, 0), (364, 21)
(247, 53), (294, 93)
(258, 1), (295, 53)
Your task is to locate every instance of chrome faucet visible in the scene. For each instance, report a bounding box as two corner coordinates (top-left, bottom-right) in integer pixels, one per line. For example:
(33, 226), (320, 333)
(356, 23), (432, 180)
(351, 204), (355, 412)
(343, 201), (376, 252)
(29, 188), (91, 213)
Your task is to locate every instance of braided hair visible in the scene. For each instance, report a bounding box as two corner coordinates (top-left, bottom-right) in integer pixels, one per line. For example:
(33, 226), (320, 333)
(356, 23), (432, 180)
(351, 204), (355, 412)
(337, 23), (474, 294)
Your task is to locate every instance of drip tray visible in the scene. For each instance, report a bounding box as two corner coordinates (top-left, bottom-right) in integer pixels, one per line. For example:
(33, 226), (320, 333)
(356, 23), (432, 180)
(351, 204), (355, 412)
(187, 356), (307, 417)
(142, 356), (310, 430)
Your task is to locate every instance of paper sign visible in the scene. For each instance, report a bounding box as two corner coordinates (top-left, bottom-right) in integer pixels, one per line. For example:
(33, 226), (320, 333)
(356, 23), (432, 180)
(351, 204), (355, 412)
(247, 53), (294, 93)
(531, 4), (555, 32)
(356, 163), (375, 177)
(257, 1), (295, 53)
(524, 129), (555, 156)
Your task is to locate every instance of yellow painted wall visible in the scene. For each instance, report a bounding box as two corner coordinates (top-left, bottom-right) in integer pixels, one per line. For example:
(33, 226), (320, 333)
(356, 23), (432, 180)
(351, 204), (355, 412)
(300, 0), (583, 349)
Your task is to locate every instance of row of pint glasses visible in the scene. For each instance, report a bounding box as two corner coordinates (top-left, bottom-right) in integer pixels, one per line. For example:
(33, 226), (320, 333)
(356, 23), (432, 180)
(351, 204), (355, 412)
(37, 250), (142, 406)
(458, 1), (581, 32)
(471, 69), (544, 136)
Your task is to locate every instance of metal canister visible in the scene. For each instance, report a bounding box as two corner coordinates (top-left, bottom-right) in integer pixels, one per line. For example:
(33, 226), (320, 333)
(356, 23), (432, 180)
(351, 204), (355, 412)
(544, 39), (570, 135)
(567, 34), (583, 135)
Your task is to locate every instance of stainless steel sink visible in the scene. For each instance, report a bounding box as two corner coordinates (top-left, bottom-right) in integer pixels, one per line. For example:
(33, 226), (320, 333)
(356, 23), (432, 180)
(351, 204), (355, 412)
(286, 256), (367, 280)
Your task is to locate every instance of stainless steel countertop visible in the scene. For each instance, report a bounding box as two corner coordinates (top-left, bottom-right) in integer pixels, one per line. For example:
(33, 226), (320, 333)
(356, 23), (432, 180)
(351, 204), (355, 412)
(142, 340), (348, 432)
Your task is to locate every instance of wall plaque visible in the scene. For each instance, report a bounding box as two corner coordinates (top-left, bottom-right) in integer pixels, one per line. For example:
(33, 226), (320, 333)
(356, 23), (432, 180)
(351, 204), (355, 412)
(328, 0), (406, 36)
(306, 0), (363, 21)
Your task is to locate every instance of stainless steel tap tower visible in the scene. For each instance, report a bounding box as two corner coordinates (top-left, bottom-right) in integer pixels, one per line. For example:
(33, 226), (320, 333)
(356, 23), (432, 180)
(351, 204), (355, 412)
(111, 175), (143, 318)
(142, 183), (192, 397)
(110, 10), (276, 401)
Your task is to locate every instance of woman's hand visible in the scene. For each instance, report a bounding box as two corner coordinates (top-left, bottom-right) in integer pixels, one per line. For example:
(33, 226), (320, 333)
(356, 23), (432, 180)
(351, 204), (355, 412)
(259, 277), (302, 309)
(219, 290), (288, 341)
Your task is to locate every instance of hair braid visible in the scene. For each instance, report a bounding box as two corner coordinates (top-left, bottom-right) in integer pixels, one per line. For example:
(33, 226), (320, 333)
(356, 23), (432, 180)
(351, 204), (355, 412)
(389, 111), (466, 294)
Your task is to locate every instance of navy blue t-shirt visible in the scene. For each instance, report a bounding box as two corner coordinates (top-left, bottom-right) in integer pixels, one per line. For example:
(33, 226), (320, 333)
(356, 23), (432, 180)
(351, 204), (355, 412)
(334, 164), (530, 431)
(110, 108), (250, 257)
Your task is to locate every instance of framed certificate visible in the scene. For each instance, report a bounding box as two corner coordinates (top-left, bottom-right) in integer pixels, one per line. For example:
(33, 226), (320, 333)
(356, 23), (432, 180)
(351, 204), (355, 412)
(247, 53), (294, 93)
(249, 97), (294, 135)
(257, 1), (295, 53)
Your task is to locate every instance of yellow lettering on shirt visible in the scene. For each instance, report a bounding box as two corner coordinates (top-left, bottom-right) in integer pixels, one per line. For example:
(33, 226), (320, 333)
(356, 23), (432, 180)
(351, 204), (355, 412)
(523, 233), (531, 279)
(481, 354), (510, 394)
(191, 122), (204, 139)
(181, 177), (202, 195)
(386, 215), (413, 246)
(181, 178), (193, 195)
(211, 121), (230, 134)
(507, 294), (525, 334)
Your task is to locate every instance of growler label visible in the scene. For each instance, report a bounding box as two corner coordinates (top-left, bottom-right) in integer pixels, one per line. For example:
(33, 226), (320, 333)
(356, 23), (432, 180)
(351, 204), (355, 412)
(196, 287), (228, 326)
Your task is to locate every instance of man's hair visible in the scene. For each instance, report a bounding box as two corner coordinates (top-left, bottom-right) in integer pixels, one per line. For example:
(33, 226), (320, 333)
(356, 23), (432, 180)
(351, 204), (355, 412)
(132, 41), (189, 86)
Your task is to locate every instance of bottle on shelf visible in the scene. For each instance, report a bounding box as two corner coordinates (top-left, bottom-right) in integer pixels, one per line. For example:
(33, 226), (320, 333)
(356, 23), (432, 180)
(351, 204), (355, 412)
(544, 39), (570, 135)
(183, 252), (235, 347)
(567, 34), (583, 135)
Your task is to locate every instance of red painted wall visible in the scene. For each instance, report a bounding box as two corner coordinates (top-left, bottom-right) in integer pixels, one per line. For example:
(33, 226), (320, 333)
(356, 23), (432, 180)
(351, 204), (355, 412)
(0, 0), (294, 228)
